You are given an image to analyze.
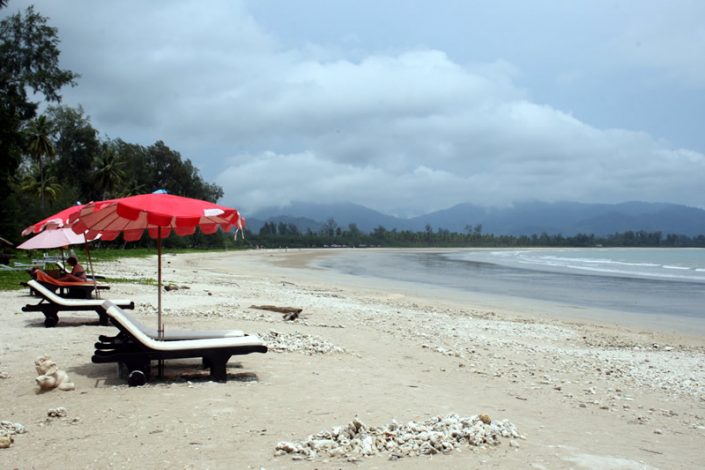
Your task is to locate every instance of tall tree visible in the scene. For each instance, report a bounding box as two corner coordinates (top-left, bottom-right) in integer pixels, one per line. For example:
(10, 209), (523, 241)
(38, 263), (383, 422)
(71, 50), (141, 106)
(145, 140), (223, 201)
(92, 143), (125, 199)
(0, 5), (77, 240)
(24, 114), (56, 210)
(19, 164), (62, 205)
(47, 105), (99, 200)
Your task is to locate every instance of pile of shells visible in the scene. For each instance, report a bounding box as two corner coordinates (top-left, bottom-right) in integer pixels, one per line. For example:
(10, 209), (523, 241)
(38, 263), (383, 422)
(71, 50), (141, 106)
(0, 421), (26, 436)
(274, 414), (521, 461)
(259, 330), (345, 354)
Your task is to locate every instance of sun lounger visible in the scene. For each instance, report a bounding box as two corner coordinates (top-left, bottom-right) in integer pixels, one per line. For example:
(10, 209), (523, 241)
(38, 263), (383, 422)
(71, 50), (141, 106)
(92, 301), (267, 386)
(32, 269), (110, 299)
(55, 260), (106, 280)
(96, 307), (244, 344)
(22, 280), (134, 327)
(0, 262), (35, 271)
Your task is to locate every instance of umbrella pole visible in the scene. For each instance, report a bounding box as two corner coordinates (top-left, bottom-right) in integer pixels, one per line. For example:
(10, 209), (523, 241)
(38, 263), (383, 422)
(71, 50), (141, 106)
(157, 232), (163, 338)
(157, 228), (164, 378)
(84, 243), (98, 298)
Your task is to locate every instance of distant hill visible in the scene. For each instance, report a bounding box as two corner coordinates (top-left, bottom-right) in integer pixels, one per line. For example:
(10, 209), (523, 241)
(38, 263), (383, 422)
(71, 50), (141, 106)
(246, 201), (705, 236)
(244, 215), (322, 234)
(248, 202), (405, 233)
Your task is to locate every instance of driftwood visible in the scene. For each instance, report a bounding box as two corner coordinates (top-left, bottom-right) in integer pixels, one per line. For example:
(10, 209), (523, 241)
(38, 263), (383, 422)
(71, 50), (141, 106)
(250, 304), (303, 321)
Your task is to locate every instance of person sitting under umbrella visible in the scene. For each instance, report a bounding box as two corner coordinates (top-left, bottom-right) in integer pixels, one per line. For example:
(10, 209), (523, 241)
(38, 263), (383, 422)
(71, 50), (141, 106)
(59, 256), (87, 282)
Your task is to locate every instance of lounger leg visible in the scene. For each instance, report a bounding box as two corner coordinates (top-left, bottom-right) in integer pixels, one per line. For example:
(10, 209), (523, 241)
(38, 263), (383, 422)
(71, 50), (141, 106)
(206, 354), (231, 382)
(98, 332), (123, 343)
(121, 360), (151, 387)
(97, 310), (109, 326)
(43, 310), (59, 328)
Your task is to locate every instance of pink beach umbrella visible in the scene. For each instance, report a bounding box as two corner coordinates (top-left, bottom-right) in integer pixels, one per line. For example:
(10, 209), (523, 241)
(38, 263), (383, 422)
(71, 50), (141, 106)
(17, 227), (93, 250)
(69, 193), (242, 338)
(20, 204), (105, 278)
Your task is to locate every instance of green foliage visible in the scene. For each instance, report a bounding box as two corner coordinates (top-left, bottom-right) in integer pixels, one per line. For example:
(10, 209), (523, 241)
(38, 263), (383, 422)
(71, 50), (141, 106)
(248, 221), (705, 249)
(47, 105), (100, 199)
(92, 143), (126, 199)
(0, 269), (26, 291)
(144, 140), (223, 201)
(106, 277), (158, 286)
(0, 6), (78, 239)
(19, 165), (63, 203)
(0, 7), (226, 246)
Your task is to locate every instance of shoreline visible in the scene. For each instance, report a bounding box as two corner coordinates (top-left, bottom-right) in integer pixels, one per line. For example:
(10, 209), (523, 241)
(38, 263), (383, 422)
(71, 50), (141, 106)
(1, 249), (704, 468)
(235, 247), (705, 341)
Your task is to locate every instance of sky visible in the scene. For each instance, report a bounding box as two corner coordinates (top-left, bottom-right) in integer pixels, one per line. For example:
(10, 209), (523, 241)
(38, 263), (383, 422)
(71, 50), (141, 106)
(4, 0), (705, 216)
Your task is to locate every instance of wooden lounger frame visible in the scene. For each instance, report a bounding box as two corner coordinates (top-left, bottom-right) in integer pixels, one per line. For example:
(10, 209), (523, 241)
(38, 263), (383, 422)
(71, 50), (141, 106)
(22, 280), (134, 327)
(93, 301), (267, 386)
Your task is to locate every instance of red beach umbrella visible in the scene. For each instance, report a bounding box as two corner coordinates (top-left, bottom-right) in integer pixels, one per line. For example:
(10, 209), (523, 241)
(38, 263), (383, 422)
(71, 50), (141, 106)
(21, 203), (86, 236)
(69, 193), (242, 338)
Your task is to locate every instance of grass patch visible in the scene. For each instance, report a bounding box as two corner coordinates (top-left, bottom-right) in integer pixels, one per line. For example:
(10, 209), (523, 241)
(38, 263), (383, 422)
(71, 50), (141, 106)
(0, 270), (28, 291)
(0, 245), (243, 291)
(106, 277), (158, 286)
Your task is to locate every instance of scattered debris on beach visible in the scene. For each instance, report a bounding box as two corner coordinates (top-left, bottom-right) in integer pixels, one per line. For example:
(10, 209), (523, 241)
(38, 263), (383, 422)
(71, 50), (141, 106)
(0, 421), (25, 436)
(0, 435), (13, 449)
(259, 330), (345, 354)
(164, 283), (189, 292)
(34, 356), (75, 392)
(0, 421), (26, 448)
(274, 414), (521, 461)
(47, 407), (68, 418)
(250, 304), (303, 321)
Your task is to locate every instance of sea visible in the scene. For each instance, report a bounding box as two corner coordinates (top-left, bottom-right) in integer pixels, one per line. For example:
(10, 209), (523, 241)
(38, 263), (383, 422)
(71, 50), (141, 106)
(312, 248), (705, 322)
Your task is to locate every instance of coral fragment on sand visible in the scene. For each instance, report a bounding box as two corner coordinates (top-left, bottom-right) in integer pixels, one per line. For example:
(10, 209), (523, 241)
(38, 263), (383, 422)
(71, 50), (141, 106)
(274, 414), (521, 460)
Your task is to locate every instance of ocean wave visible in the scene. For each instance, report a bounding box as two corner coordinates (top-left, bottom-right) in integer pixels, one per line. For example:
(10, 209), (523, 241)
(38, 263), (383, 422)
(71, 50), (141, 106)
(446, 249), (705, 280)
(527, 255), (661, 268)
(562, 264), (705, 282)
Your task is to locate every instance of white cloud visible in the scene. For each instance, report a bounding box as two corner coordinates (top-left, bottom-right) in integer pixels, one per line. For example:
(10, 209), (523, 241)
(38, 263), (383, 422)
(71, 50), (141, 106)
(6, 0), (705, 216)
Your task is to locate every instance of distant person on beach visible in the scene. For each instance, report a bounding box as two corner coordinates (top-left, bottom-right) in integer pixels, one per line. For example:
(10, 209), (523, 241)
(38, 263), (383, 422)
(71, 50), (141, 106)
(59, 256), (87, 282)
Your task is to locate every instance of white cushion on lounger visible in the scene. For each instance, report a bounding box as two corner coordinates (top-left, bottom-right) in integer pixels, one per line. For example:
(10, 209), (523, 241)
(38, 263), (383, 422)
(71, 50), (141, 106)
(102, 301), (259, 351)
(103, 300), (245, 340)
(28, 280), (132, 307)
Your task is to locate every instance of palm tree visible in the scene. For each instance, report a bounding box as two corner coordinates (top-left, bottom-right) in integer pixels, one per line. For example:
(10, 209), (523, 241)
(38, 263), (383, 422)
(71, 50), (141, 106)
(93, 146), (126, 199)
(20, 164), (63, 205)
(25, 115), (57, 210)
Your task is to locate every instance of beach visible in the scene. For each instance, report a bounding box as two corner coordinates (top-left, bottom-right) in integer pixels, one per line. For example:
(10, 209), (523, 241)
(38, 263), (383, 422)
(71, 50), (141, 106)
(1, 248), (704, 469)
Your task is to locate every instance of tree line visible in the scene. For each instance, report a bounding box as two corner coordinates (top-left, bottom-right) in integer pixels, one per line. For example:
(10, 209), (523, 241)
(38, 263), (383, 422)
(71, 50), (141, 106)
(0, 5), (222, 244)
(245, 219), (705, 249)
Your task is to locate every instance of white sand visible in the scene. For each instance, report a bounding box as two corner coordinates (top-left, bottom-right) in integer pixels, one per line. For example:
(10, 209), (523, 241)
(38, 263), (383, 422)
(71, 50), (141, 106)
(1, 248), (704, 469)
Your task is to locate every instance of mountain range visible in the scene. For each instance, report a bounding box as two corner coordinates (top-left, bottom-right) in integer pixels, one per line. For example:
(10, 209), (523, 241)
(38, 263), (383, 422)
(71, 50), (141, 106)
(245, 201), (705, 236)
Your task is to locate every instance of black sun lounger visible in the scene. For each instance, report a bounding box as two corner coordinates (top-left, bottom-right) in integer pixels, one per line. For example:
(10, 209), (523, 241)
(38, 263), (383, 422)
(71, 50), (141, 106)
(97, 307), (244, 344)
(22, 280), (135, 327)
(93, 301), (267, 386)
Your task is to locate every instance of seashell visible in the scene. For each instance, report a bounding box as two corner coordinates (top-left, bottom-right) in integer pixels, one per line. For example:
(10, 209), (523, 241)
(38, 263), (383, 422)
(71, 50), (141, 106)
(479, 414), (492, 424)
